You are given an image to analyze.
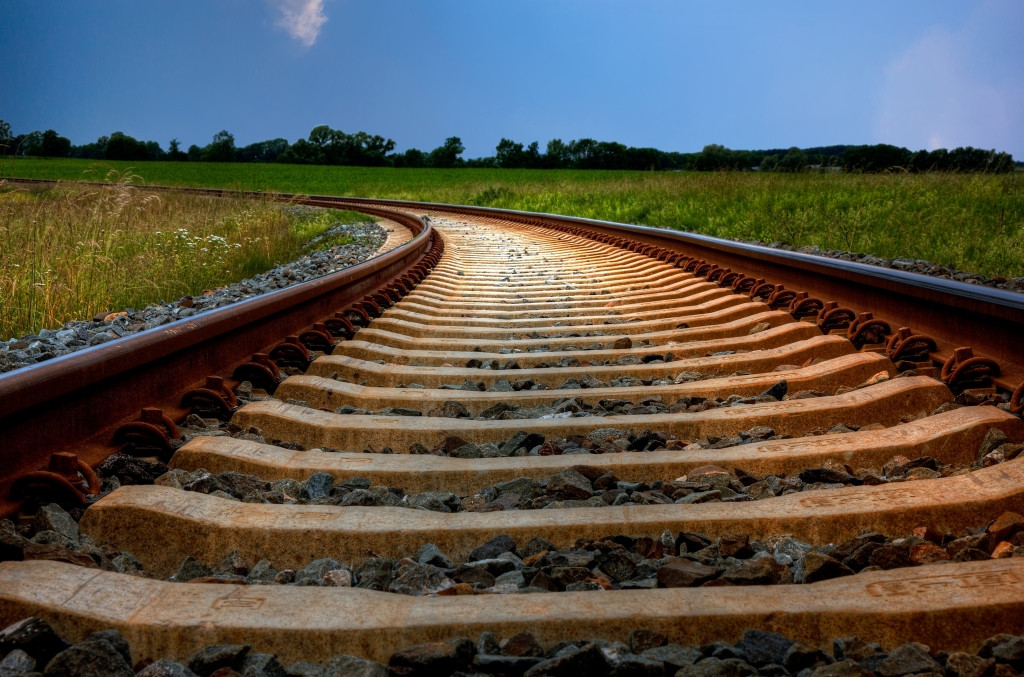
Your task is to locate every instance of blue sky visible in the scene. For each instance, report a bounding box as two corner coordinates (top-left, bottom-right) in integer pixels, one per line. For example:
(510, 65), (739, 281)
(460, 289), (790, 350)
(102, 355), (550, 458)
(1, 0), (1022, 158)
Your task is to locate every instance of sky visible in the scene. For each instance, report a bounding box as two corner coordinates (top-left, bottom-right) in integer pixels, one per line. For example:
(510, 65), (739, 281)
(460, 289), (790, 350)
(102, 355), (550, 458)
(1, 0), (1022, 158)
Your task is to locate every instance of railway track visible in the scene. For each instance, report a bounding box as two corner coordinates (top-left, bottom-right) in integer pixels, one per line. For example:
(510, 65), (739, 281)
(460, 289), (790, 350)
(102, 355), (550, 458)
(2, 181), (1024, 675)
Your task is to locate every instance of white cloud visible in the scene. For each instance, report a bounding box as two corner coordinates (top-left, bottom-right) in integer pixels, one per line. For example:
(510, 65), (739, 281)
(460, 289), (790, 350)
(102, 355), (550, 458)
(276, 0), (328, 47)
(874, 2), (1024, 156)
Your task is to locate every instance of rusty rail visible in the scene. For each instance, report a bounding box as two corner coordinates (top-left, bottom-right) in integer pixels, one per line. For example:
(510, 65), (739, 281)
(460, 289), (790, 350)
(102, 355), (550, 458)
(0, 191), (436, 517)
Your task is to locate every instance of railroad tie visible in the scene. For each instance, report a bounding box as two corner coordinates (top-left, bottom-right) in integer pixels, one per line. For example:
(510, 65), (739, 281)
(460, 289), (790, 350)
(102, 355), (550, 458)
(2, 210), (1024, 672)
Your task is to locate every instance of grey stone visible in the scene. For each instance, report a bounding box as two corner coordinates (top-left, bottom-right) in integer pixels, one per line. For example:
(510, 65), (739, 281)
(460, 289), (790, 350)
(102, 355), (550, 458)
(388, 637), (475, 675)
(172, 556), (213, 583)
(743, 630), (795, 667)
(428, 400), (471, 418)
(470, 535), (517, 561)
(992, 637), (1024, 667)
(293, 558), (342, 586)
(270, 478), (303, 499)
(679, 657), (758, 677)
(283, 662), (326, 677)
(325, 655), (388, 677)
(547, 469), (593, 499)
(246, 560), (278, 585)
(810, 660), (874, 677)
(501, 431), (545, 456)
(408, 492), (460, 513)
(565, 580), (602, 591)
(477, 632), (501, 656)
(782, 642), (832, 673)
(495, 477), (543, 501)
(641, 645), (702, 671)
(0, 519), (31, 561)
(213, 550), (250, 577)
(240, 653), (287, 677)
(495, 570), (526, 588)
(759, 380), (788, 400)
(474, 654), (544, 675)
(597, 550), (637, 582)
(416, 543), (453, 569)
(0, 649), (36, 677)
(451, 444), (483, 459)
(42, 636), (133, 677)
(522, 536), (556, 558)
(135, 660), (200, 677)
(187, 644), (251, 677)
(29, 531), (77, 549)
(832, 637), (882, 663)
(388, 563), (453, 595)
(523, 643), (611, 676)
(676, 490), (722, 504)
(84, 630), (130, 665)
(613, 654), (666, 677)
(353, 557), (394, 591)
(300, 473), (334, 500)
(0, 618), (68, 667)
(876, 643), (941, 677)
(32, 505), (78, 543)
(338, 489), (400, 507)
(979, 429), (1010, 460)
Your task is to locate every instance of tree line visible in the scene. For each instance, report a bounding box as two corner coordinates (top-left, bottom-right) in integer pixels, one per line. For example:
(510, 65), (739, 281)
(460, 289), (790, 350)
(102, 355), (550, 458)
(1, 120), (1017, 173)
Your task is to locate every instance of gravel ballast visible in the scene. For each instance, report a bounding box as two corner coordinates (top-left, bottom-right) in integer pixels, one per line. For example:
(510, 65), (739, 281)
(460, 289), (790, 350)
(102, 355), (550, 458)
(0, 215), (387, 374)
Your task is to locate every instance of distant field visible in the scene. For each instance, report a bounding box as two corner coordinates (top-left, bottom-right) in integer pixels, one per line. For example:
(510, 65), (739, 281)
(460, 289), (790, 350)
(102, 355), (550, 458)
(3, 156), (1022, 280)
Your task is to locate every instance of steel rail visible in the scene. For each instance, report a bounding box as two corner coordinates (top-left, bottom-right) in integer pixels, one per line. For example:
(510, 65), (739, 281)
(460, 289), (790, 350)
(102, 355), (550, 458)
(309, 195), (1024, 392)
(6, 177), (1022, 385)
(0, 192), (434, 517)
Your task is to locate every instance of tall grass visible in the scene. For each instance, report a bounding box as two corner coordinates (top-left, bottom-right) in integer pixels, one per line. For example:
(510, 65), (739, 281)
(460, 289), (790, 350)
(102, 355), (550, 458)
(0, 168), (370, 339)
(4, 158), (1022, 279)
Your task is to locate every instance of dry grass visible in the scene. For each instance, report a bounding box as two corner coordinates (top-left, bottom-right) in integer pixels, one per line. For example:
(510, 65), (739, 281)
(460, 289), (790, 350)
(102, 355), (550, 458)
(0, 168), (360, 339)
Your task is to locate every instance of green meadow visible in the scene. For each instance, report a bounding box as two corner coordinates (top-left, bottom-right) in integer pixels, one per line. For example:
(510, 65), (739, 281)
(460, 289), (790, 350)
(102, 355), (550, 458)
(4, 156), (1022, 281)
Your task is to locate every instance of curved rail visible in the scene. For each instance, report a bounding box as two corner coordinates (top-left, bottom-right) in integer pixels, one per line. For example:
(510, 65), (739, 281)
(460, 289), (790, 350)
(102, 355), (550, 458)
(0, 194), (438, 517)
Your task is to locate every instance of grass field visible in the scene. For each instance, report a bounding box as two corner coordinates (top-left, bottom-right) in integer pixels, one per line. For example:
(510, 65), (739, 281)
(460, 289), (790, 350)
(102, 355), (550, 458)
(0, 168), (373, 339)
(3, 157), (1022, 282)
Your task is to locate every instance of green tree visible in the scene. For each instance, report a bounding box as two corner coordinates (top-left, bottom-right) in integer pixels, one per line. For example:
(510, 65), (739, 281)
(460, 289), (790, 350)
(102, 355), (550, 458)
(545, 139), (569, 168)
(495, 138), (524, 168)
(428, 137), (465, 168)
(70, 136), (108, 159)
(0, 119), (11, 156)
(843, 144), (911, 172)
(779, 147), (808, 172)
(392, 148), (426, 168)
(105, 131), (149, 161)
(167, 139), (188, 161)
(236, 138), (289, 163)
(28, 130), (71, 157)
(201, 131), (236, 162)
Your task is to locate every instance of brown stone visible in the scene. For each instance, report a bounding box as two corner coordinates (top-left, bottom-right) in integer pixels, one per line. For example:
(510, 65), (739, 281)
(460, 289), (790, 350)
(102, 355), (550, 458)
(22, 543), (97, 569)
(992, 542), (1015, 559)
(657, 559), (721, 588)
(945, 653), (996, 677)
(988, 512), (1024, 543)
(718, 533), (753, 559)
(911, 526), (943, 544)
(501, 632), (544, 658)
(910, 544), (950, 565)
